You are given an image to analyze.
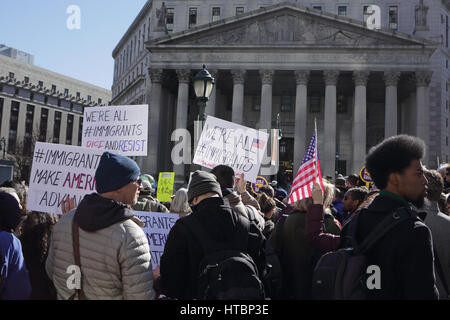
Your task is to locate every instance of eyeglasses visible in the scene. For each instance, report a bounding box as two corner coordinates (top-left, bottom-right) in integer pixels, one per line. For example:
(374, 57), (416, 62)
(133, 178), (142, 186)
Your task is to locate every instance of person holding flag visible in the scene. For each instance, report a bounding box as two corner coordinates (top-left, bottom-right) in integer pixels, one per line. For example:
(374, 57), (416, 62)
(268, 124), (340, 299)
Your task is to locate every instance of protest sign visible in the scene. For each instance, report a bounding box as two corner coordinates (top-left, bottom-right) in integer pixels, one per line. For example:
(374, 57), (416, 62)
(27, 142), (104, 215)
(251, 176), (269, 194)
(360, 166), (373, 189)
(81, 104), (148, 156)
(192, 116), (269, 183)
(156, 172), (175, 202)
(134, 211), (179, 270)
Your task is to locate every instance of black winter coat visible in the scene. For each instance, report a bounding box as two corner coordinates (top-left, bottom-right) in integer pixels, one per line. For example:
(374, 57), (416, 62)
(159, 197), (266, 300)
(340, 193), (439, 300)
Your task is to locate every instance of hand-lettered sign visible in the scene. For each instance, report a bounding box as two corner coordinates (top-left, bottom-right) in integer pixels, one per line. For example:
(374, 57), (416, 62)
(192, 116), (269, 183)
(81, 104), (148, 156)
(134, 211), (179, 270)
(27, 142), (104, 215)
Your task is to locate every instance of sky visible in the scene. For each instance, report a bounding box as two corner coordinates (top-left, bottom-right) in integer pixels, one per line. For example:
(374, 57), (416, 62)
(0, 0), (148, 90)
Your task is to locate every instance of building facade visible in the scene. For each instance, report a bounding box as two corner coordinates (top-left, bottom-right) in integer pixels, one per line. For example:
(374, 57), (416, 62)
(0, 53), (111, 180)
(112, 0), (450, 186)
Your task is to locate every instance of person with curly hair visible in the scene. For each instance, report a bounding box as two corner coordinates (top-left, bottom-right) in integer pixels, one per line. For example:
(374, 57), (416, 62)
(16, 212), (59, 300)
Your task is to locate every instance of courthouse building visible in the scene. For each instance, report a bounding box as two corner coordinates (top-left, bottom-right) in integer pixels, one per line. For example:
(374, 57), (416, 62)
(0, 50), (111, 179)
(112, 0), (450, 185)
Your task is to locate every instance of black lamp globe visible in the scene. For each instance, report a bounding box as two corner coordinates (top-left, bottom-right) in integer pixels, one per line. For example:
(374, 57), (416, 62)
(193, 65), (215, 121)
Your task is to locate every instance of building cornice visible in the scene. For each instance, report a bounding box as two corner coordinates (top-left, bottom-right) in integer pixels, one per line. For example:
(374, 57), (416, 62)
(112, 0), (153, 58)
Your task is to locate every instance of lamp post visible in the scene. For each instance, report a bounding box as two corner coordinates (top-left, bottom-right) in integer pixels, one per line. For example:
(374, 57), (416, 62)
(193, 65), (215, 122)
(0, 137), (6, 159)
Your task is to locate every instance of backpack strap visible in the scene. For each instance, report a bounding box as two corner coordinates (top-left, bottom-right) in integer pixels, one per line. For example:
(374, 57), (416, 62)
(69, 218), (86, 300)
(355, 207), (413, 255)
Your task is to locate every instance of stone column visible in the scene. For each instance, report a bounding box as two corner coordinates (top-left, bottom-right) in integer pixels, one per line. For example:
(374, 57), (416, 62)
(231, 69), (246, 125)
(146, 68), (164, 176)
(174, 69), (191, 185)
(205, 69), (218, 118)
(384, 71), (401, 139)
(323, 70), (339, 178)
(0, 98), (11, 140)
(16, 102), (26, 145)
(32, 105), (41, 139)
(352, 71), (369, 174)
(259, 70), (274, 130)
(46, 108), (54, 143)
(415, 70), (432, 151)
(294, 70), (310, 173)
(60, 112), (67, 144)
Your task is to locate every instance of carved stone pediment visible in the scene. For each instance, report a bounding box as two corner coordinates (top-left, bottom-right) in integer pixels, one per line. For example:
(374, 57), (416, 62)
(151, 6), (426, 48)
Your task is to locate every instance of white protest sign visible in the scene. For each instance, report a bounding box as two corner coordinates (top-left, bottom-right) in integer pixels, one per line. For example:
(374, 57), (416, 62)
(134, 211), (179, 270)
(27, 142), (104, 215)
(81, 104), (148, 156)
(192, 116), (269, 183)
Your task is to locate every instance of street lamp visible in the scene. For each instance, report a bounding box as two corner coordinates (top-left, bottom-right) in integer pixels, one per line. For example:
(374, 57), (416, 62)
(193, 65), (215, 122)
(0, 137), (6, 159)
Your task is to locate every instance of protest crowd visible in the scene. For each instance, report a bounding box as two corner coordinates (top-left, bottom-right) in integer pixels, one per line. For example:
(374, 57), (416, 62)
(1, 134), (450, 300)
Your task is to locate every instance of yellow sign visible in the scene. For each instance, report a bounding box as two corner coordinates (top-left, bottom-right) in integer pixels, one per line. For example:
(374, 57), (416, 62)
(251, 176), (269, 194)
(156, 172), (175, 202)
(359, 166), (373, 189)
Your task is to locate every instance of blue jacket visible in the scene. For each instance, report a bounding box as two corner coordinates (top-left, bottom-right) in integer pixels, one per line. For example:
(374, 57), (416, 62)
(0, 231), (31, 300)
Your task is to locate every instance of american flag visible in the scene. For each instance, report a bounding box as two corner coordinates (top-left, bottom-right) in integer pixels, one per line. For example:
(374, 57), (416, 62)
(252, 138), (265, 150)
(288, 126), (324, 204)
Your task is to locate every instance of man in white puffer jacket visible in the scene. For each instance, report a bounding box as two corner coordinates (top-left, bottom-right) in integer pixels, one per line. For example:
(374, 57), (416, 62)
(46, 152), (155, 300)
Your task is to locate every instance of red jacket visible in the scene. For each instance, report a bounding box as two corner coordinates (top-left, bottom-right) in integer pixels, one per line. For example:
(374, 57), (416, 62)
(305, 204), (340, 254)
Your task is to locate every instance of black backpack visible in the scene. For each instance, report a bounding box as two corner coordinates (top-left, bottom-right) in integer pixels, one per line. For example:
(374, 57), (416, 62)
(312, 207), (413, 300)
(0, 253), (6, 299)
(182, 214), (266, 300)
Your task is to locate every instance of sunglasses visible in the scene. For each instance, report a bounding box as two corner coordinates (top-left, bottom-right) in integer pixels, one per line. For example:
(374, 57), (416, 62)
(134, 178), (143, 186)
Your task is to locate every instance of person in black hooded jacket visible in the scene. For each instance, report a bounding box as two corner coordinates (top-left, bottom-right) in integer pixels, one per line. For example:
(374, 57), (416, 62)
(339, 135), (438, 300)
(158, 170), (267, 300)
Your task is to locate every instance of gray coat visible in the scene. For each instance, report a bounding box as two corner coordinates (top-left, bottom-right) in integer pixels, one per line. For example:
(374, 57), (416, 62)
(423, 199), (450, 300)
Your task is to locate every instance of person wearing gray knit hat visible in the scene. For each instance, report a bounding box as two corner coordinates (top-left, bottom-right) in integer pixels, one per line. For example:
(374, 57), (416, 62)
(187, 170), (222, 204)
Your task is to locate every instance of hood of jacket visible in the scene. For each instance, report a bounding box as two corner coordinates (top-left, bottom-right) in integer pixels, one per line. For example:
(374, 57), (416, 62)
(221, 188), (243, 208)
(74, 193), (135, 232)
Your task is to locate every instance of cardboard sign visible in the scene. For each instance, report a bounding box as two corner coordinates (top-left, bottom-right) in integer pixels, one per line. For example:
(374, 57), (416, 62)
(81, 104), (148, 156)
(192, 116), (269, 183)
(156, 172), (175, 202)
(251, 176), (269, 194)
(27, 142), (104, 215)
(134, 211), (179, 270)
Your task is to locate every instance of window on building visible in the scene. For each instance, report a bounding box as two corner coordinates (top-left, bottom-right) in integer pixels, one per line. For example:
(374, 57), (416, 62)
(9, 72), (14, 79)
(446, 16), (449, 48)
(24, 105), (34, 156)
(53, 111), (61, 144)
(389, 6), (398, 30)
(78, 117), (83, 146)
(39, 108), (48, 142)
(337, 95), (348, 113)
(212, 7), (221, 22)
(310, 94), (321, 113)
(76, 92), (80, 99)
(252, 96), (261, 111)
(0, 98), (3, 133)
(189, 8), (197, 28)
(51, 85), (56, 93)
(24, 76), (29, 84)
(64, 88), (69, 96)
(87, 95), (91, 102)
(38, 81), (43, 88)
(166, 8), (174, 31)
(313, 6), (322, 11)
(236, 7), (244, 15)
(338, 6), (347, 17)
(98, 98), (102, 104)
(66, 114), (74, 145)
(281, 96), (292, 112)
(8, 101), (19, 153)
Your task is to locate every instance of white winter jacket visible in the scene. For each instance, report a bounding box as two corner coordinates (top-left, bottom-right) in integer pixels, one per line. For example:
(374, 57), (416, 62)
(46, 207), (154, 300)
